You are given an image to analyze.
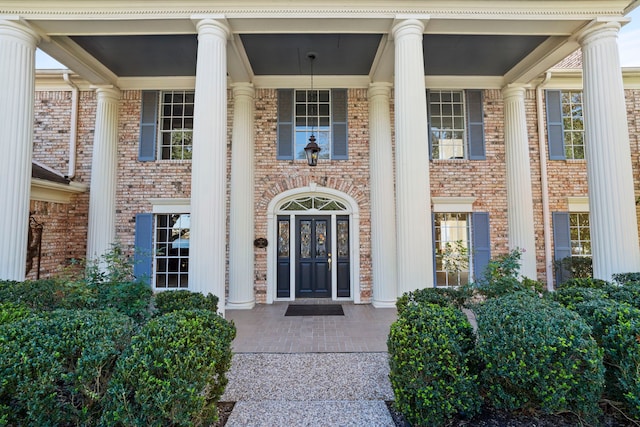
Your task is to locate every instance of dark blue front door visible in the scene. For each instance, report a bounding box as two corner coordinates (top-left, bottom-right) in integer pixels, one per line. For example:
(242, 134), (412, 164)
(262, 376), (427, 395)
(296, 216), (331, 298)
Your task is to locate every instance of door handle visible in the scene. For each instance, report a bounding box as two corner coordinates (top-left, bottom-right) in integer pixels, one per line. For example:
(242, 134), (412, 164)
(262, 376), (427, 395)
(328, 253), (332, 271)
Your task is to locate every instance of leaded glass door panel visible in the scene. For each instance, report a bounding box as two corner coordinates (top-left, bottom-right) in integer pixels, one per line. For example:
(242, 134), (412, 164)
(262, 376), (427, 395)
(296, 216), (331, 298)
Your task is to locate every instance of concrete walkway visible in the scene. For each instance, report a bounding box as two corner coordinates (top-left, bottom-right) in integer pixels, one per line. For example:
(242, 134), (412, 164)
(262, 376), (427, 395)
(221, 303), (398, 426)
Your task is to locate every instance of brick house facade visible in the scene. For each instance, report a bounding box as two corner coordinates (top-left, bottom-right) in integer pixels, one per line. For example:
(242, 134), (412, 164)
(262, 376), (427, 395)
(3, 1), (640, 314)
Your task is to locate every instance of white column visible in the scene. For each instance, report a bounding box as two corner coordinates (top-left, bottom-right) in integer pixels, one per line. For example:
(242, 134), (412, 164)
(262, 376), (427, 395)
(368, 83), (398, 307)
(392, 18), (433, 294)
(0, 20), (38, 281)
(86, 87), (120, 263)
(190, 18), (230, 314)
(227, 83), (255, 309)
(503, 85), (537, 279)
(578, 22), (640, 280)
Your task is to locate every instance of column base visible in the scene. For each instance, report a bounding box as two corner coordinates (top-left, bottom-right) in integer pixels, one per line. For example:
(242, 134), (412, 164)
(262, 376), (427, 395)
(226, 300), (256, 310)
(372, 300), (398, 309)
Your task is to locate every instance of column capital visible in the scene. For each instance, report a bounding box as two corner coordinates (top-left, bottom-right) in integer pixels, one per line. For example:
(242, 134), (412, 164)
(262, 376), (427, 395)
(391, 17), (427, 40)
(93, 86), (121, 100)
(577, 21), (621, 47)
(0, 18), (40, 46)
(368, 82), (393, 99)
(231, 82), (255, 99)
(502, 84), (528, 100)
(193, 16), (231, 40)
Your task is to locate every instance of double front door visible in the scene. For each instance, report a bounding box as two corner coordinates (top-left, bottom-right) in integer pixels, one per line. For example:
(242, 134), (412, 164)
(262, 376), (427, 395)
(276, 215), (350, 299)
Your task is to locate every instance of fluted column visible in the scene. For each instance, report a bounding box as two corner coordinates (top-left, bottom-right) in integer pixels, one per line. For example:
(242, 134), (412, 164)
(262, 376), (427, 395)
(0, 20), (39, 281)
(503, 85), (537, 279)
(392, 18), (433, 293)
(368, 83), (398, 307)
(578, 22), (640, 280)
(86, 87), (120, 264)
(227, 83), (255, 309)
(190, 18), (230, 314)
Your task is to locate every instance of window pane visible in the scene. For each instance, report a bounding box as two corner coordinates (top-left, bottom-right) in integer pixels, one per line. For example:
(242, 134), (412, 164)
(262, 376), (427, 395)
(154, 213), (190, 289)
(159, 91), (195, 160)
(294, 90), (332, 160)
(561, 90), (585, 160)
(429, 90), (467, 160)
(433, 213), (470, 287)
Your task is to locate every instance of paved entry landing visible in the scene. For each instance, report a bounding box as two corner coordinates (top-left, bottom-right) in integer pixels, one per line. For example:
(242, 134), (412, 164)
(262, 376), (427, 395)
(225, 302), (397, 353)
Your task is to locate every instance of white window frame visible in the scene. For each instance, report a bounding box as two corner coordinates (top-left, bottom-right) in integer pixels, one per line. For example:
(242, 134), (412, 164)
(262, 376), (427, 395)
(150, 199), (191, 290)
(294, 89), (332, 160)
(561, 90), (585, 160)
(429, 89), (467, 160)
(158, 90), (194, 160)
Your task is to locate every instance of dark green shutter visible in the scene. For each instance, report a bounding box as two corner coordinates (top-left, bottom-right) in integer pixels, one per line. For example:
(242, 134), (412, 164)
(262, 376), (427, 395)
(546, 90), (566, 160)
(277, 89), (294, 160)
(139, 91), (158, 161)
(472, 212), (491, 281)
(134, 213), (154, 283)
(466, 90), (486, 160)
(331, 89), (348, 159)
(552, 212), (572, 285)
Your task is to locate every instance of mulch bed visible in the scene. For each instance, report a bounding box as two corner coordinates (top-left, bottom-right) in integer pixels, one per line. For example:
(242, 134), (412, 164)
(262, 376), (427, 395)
(212, 402), (234, 427)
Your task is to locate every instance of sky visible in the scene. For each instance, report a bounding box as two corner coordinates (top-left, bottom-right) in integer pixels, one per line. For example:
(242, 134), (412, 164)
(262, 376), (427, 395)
(35, 7), (640, 69)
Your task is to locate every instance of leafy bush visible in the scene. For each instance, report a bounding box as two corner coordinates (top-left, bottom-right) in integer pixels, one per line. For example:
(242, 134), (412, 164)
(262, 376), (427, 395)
(554, 256), (593, 281)
(546, 286), (609, 311)
(557, 277), (611, 290)
(612, 272), (640, 285)
(572, 299), (640, 418)
(153, 290), (219, 316)
(0, 302), (32, 326)
(92, 281), (152, 323)
(0, 309), (134, 426)
(605, 282), (640, 310)
(474, 250), (543, 299)
(395, 286), (469, 315)
(0, 279), (78, 310)
(101, 309), (236, 427)
(388, 302), (481, 426)
(475, 292), (604, 421)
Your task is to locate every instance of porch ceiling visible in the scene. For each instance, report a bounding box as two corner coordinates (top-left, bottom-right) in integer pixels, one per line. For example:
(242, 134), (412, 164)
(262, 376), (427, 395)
(13, 0), (636, 87)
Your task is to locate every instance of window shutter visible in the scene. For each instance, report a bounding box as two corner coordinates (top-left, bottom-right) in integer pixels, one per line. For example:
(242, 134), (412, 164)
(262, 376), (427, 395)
(466, 90), (486, 160)
(133, 213), (154, 283)
(277, 89), (294, 160)
(139, 91), (158, 161)
(427, 89), (433, 160)
(552, 212), (572, 286)
(472, 212), (491, 281)
(546, 90), (566, 160)
(331, 89), (348, 159)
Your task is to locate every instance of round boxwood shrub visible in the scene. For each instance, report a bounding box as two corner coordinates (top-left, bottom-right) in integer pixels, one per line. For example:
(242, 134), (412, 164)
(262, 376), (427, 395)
(475, 292), (604, 421)
(545, 286), (609, 310)
(573, 299), (640, 418)
(101, 309), (235, 427)
(395, 287), (457, 316)
(0, 309), (134, 426)
(153, 290), (219, 316)
(388, 302), (481, 426)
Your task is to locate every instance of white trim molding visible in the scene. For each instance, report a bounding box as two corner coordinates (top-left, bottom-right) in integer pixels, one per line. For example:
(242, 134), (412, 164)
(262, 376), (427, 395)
(432, 196), (476, 213)
(30, 178), (87, 203)
(567, 196), (589, 212)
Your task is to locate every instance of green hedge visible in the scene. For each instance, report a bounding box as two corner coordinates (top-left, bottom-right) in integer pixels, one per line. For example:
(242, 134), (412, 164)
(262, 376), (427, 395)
(545, 286), (609, 310)
(395, 287), (466, 315)
(572, 299), (640, 418)
(388, 302), (480, 426)
(475, 292), (604, 421)
(0, 309), (135, 426)
(0, 302), (32, 326)
(153, 289), (219, 316)
(101, 309), (236, 427)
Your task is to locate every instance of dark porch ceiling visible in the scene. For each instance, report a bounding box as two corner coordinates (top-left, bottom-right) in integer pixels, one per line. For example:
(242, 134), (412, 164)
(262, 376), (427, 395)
(70, 33), (548, 78)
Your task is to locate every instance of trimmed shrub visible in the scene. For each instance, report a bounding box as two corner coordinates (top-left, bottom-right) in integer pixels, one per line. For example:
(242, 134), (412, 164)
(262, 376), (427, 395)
(546, 286), (609, 311)
(0, 302), (32, 326)
(475, 292), (604, 421)
(0, 279), (78, 310)
(557, 277), (611, 290)
(395, 286), (469, 315)
(388, 302), (481, 426)
(605, 282), (640, 310)
(573, 299), (640, 418)
(0, 309), (134, 426)
(612, 272), (640, 285)
(153, 290), (219, 316)
(101, 309), (236, 427)
(92, 280), (152, 323)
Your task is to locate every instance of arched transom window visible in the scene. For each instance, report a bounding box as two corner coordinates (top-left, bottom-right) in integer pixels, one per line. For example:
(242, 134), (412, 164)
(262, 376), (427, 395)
(279, 195), (348, 212)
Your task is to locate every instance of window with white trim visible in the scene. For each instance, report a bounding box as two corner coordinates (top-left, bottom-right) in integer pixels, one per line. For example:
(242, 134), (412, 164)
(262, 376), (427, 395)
(561, 91), (585, 160)
(429, 90), (466, 160)
(154, 213), (190, 288)
(569, 212), (591, 257)
(434, 212), (471, 287)
(295, 89), (331, 160)
(159, 91), (194, 160)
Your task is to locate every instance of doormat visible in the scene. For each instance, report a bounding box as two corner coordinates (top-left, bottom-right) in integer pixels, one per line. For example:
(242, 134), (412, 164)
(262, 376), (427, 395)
(284, 304), (344, 316)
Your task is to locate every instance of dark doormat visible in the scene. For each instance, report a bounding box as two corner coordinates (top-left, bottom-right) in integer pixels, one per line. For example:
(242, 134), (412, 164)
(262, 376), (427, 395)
(284, 304), (344, 316)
